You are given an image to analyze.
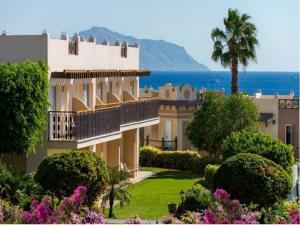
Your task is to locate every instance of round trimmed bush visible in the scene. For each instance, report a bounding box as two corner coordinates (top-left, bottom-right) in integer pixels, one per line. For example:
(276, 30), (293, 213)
(221, 130), (294, 172)
(35, 151), (108, 204)
(213, 153), (292, 207)
(204, 164), (220, 188)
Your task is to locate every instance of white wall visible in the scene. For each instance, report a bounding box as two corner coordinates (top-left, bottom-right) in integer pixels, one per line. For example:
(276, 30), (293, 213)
(48, 38), (139, 71)
(0, 34), (139, 72)
(0, 35), (48, 63)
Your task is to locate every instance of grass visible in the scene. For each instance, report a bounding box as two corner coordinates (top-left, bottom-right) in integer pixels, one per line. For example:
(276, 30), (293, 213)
(111, 167), (200, 220)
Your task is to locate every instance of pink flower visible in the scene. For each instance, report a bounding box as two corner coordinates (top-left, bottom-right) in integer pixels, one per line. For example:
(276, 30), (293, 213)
(234, 220), (246, 224)
(213, 188), (230, 201)
(203, 210), (216, 224)
(22, 211), (33, 223)
(289, 209), (300, 224)
(73, 185), (87, 212)
(34, 203), (51, 223)
(278, 218), (288, 224)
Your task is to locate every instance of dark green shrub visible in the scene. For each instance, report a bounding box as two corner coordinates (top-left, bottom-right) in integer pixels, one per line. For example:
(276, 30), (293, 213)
(204, 164), (220, 189)
(139, 146), (220, 175)
(221, 130), (294, 172)
(0, 61), (49, 154)
(35, 151), (108, 204)
(177, 184), (212, 213)
(213, 153), (292, 207)
(0, 161), (45, 209)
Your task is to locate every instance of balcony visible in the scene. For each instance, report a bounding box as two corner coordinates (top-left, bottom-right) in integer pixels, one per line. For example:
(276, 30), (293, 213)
(278, 99), (299, 109)
(48, 99), (159, 143)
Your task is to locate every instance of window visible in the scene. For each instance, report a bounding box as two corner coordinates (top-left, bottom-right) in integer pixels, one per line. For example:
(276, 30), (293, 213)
(121, 45), (127, 58)
(130, 80), (135, 95)
(83, 83), (89, 106)
(285, 125), (292, 145)
(98, 81), (103, 100)
(48, 86), (56, 110)
(108, 81), (113, 93)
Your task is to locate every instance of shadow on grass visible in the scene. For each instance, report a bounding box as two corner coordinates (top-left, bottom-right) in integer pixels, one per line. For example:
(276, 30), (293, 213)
(147, 170), (199, 180)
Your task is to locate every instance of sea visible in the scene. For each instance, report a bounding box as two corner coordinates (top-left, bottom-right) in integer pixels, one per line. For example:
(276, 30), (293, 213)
(139, 71), (299, 96)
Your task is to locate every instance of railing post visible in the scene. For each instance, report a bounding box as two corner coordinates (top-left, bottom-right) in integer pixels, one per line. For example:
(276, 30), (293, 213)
(162, 137), (165, 149)
(175, 136), (178, 150)
(146, 135), (149, 146)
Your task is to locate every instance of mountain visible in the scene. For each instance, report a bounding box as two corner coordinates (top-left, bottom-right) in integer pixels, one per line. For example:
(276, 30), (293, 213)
(78, 26), (209, 71)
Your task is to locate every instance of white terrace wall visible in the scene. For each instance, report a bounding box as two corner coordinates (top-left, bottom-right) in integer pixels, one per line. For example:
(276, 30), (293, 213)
(0, 34), (139, 72)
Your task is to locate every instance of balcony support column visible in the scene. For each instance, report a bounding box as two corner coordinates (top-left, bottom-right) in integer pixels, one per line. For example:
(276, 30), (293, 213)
(88, 78), (96, 109)
(96, 143), (107, 162)
(89, 144), (96, 153)
(106, 139), (121, 168)
(122, 128), (139, 177)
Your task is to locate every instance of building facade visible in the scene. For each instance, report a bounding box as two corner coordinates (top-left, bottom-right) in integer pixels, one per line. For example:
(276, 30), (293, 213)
(0, 31), (159, 176)
(252, 91), (299, 159)
(140, 83), (200, 150)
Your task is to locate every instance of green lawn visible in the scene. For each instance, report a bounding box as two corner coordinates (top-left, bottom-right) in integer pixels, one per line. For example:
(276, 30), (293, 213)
(111, 167), (200, 220)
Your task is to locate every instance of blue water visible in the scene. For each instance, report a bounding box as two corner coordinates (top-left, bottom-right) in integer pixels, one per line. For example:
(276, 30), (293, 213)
(140, 71), (299, 95)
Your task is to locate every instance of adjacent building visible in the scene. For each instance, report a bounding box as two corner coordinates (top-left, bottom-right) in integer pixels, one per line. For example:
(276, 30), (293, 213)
(0, 31), (159, 176)
(140, 83), (201, 150)
(252, 91), (299, 159)
(140, 84), (299, 160)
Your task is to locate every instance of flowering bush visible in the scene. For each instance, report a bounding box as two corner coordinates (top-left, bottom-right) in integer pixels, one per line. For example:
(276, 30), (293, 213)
(163, 188), (261, 224)
(125, 215), (150, 224)
(162, 215), (183, 224)
(260, 201), (300, 224)
(0, 199), (22, 223)
(19, 185), (105, 224)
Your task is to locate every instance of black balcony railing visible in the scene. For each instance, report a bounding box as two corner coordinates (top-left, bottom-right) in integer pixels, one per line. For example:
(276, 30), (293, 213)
(278, 99), (299, 109)
(48, 99), (159, 142)
(121, 99), (159, 124)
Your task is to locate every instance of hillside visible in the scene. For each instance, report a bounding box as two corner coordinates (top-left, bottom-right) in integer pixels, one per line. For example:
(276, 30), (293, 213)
(78, 26), (209, 71)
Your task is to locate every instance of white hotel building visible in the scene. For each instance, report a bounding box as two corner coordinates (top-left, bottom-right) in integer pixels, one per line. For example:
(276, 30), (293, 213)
(0, 31), (159, 176)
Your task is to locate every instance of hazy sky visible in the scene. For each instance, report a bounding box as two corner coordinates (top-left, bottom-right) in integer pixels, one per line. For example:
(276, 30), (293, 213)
(0, 0), (299, 71)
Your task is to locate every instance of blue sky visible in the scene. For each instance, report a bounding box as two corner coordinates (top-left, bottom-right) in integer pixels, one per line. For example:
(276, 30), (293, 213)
(0, 0), (299, 71)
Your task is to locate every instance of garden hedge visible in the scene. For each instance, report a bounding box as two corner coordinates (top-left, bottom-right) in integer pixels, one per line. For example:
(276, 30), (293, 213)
(139, 146), (220, 175)
(35, 151), (108, 204)
(213, 153), (292, 207)
(221, 130), (295, 173)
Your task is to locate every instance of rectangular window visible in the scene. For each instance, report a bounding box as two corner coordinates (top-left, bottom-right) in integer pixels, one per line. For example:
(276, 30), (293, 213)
(285, 125), (292, 145)
(109, 81), (113, 93)
(48, 86), (56, 110)
(98, 81), (103, 100)
(83, 83), (89, 106)
(130, 80), (135, 95)
(121, 45), (127, 58)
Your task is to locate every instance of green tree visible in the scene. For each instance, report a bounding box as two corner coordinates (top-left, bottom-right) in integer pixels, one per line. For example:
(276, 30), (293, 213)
(102, 167), (132, 218)
(186, 91), (259, 158)
(211, 9), (258, 94)
(0, 60), (48, 155)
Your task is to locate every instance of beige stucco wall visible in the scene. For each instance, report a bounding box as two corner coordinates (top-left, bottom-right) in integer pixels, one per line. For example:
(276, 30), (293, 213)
(252, 95), (279, 137)
(157, 83), (197, 101)
(278, 108), (299, 159)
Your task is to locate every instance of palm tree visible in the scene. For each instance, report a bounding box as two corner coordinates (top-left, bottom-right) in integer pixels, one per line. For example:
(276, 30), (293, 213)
(102, 167), (132, 218)
(211, 9), (259, 94)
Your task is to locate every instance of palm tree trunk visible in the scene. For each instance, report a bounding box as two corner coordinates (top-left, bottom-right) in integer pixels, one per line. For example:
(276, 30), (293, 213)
(231, 56), (238, 94)
(108, 185), (114, 218)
